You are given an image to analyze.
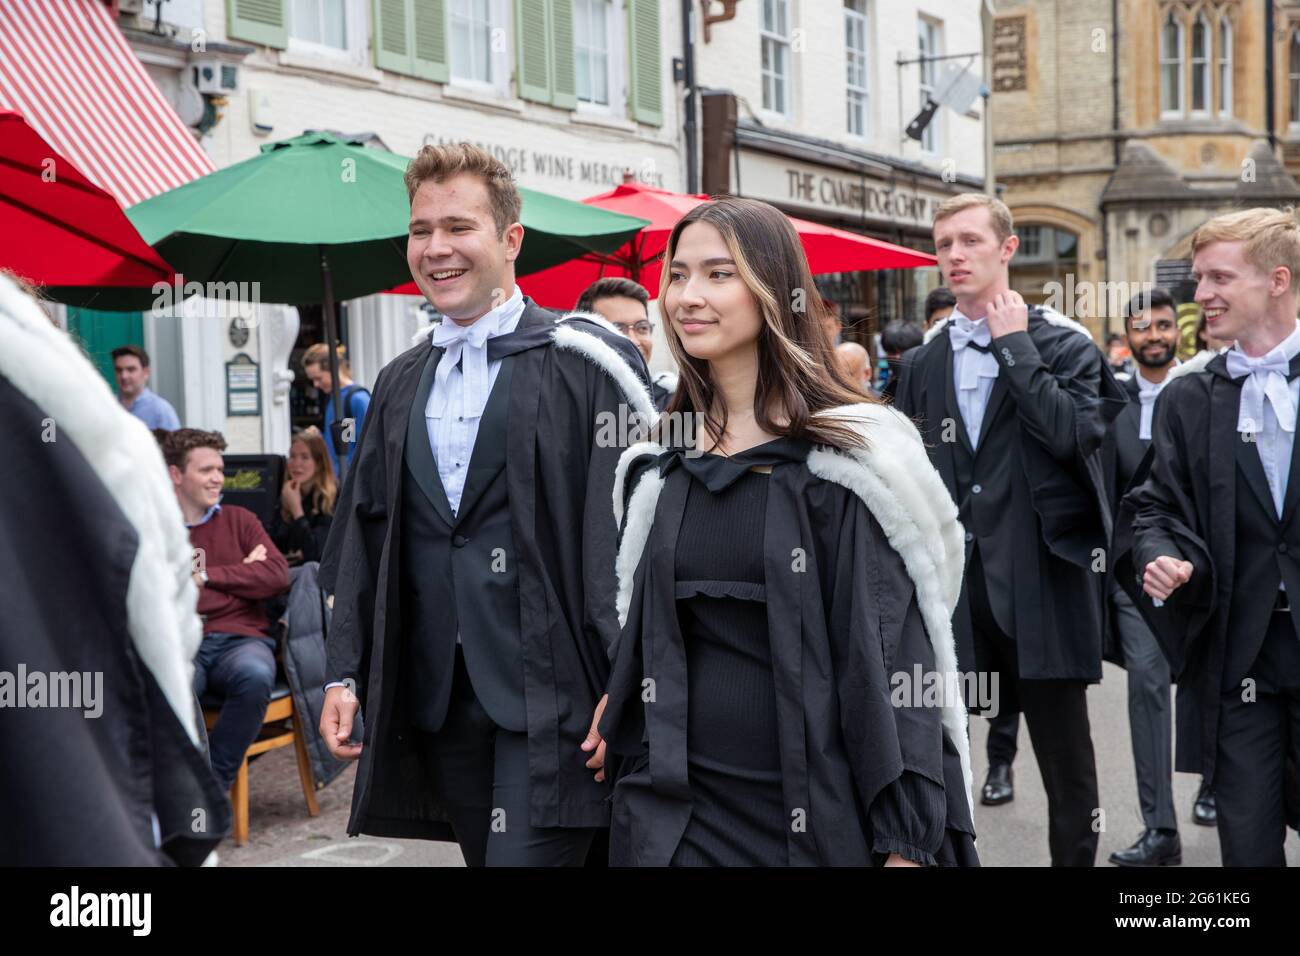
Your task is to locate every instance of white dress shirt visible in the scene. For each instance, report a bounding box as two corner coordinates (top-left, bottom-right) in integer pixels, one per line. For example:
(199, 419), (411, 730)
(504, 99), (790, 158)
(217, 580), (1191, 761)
(426, 285), (525, 516)
(1229, 320), (1300, 519)
(948, 309), (1000, 449)
(1135, 362), (1178, 441)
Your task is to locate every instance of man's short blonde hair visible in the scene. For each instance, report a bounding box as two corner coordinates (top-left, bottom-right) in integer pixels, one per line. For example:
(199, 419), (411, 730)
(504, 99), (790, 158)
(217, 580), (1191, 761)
(932, 193), (1015, 243)
(404, 142), (522, 239)
(1191, 207), (1300, 290)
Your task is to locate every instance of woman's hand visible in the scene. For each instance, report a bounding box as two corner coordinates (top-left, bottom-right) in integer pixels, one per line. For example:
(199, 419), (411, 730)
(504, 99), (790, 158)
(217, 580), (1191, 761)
(884, 853), (921, 867)
(581, 694), (609, 782)
(281, 478), (304, 519)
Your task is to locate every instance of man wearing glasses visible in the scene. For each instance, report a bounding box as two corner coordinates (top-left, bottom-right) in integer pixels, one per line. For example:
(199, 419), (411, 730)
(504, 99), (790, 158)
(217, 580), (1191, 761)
(576, 278), (676, 411)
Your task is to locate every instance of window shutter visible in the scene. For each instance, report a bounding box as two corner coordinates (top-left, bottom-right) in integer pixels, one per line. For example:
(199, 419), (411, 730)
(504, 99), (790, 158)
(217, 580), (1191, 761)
(627, 0), (663, 125)
(516, 0), (553, 103)
(372, 0), (412, 74)
(550, 0), (577, 108)
(227, 0), (287, 49)
(411, 0), (449, 82)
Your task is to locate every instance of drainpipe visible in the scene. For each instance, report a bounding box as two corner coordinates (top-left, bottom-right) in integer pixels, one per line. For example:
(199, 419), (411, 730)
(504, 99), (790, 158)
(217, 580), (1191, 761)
(1267, 0), (1277, 152)
(681, 0), (699, 194)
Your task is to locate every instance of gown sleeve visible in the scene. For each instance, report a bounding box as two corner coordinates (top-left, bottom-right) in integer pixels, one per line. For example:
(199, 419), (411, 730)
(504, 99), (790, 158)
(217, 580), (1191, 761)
(827, 489), (979, 867)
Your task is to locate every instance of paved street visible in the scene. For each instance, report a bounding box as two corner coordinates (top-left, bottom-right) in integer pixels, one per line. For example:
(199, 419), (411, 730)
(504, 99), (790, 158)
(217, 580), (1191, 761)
(219, 661), (1299, 867)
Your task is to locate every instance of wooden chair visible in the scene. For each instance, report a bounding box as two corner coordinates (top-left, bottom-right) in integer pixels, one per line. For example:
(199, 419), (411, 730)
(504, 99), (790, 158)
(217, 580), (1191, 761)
(202, 676), (319, 847)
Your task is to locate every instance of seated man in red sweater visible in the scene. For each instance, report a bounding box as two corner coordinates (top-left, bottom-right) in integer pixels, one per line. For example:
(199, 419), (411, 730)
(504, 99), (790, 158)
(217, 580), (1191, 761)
(163, 429), (290, 791)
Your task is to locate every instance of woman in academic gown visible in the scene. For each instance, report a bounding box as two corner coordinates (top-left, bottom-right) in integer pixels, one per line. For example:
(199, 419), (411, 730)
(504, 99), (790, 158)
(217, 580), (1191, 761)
(596, 197), (978, 866)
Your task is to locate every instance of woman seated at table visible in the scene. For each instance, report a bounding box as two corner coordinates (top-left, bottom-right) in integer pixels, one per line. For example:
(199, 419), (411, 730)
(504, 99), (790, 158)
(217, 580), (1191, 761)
(270, 428), (336, 566)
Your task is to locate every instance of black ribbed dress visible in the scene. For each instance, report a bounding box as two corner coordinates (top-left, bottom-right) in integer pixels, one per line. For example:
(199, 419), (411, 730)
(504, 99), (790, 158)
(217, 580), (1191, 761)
(671, 463), (785, 866)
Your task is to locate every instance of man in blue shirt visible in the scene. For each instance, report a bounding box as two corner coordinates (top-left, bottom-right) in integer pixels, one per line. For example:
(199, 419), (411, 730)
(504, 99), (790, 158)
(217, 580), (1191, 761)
(112, 345), (180, 431)
(302, 342), (370, 476)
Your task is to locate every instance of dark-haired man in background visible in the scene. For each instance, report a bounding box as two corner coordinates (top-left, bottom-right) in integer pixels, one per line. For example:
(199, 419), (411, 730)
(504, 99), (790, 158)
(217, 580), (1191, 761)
(165, 428), (289, 791)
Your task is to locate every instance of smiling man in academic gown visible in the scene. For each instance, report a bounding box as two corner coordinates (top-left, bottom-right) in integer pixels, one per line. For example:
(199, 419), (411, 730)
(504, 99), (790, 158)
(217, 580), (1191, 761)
(894, 193), (1126, 866)
(1116, 207), (1300, 866)
(1099, 288), (1188, 866)
(317, 143), (651, 866)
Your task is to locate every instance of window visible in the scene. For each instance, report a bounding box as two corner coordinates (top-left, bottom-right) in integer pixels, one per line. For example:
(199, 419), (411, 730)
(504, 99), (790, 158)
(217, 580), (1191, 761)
(1190, 13), (1210, 114)
(1291, 30), (1300, 127)
(1218, 16), (1232, 117)
(575, 0), (611, 106)
(917, 17), (941, 153)
(1010, 225), (1079, 309)
(291, 0), (348, 51)
(844, 0), (869, 138)
(1159, 11), (1183, 116)
(761, 0), (791, 115)
(451, 0), (494, 85)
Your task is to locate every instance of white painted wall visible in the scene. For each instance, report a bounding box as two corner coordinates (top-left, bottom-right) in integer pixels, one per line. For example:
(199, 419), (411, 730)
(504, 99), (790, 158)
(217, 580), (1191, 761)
(694, 0), (985, 184)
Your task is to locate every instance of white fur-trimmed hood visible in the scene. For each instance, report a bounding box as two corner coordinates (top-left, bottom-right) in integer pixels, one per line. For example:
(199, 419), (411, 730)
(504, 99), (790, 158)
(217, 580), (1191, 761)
(1164, 346), (1221, 383)
(610, 401), (974, 818)
(0, 274), (203, 745)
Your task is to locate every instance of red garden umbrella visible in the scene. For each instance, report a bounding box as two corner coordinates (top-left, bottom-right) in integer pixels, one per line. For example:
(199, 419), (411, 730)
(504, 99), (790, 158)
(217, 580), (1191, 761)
(403, 180), (937, 309)
(0, 109), (174, 305)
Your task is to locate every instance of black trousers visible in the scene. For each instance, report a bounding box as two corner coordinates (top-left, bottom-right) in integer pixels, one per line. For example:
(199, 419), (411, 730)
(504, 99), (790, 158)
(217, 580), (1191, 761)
(420, 648), (600, 866)
(986, 712), (1020, 767)
(1214, 607), (1300, 866)
(969, 551), (1100, 866)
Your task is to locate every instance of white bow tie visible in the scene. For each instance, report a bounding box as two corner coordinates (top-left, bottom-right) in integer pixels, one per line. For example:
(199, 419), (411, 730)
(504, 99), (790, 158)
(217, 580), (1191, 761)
(429, 309), (502, 419)
(948, 318), (999, 391)
(1225, 348), (1296, 435)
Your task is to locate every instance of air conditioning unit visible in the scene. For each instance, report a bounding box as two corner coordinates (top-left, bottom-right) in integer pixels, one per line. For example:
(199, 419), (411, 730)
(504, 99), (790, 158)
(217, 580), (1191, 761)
(191, 59), (239, 96)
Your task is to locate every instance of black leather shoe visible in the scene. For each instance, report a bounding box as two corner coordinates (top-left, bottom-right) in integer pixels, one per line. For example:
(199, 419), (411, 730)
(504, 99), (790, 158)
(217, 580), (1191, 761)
(981, 763), (1014, 805)
(1193, 784), (1217, 827)
(1109, 828), (1182, 867)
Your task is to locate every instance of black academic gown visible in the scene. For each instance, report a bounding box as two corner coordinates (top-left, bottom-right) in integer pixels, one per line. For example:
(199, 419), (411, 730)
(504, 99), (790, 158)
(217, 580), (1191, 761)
(318, 299), (650, 839)
(1114, 351), (1300, 793)
(893, 309), (1127, 684)
(1098, 373), (1149, 667)
(0, 372), (229, 866)
(600, 444), (978, 866)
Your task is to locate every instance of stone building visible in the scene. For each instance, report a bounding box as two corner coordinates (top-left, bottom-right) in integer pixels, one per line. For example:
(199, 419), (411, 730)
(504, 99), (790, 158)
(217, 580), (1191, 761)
(992, 0), (1300, 338)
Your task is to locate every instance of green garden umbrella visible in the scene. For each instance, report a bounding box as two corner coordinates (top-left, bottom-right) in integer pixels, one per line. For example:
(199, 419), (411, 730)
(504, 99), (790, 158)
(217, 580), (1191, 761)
(126, 131), (648, 458)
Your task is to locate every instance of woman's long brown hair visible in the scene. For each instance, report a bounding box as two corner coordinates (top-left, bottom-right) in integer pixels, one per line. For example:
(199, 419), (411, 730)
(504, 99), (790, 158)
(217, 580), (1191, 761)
(657, 196), (877, 452)
(284, 430), (338, 519)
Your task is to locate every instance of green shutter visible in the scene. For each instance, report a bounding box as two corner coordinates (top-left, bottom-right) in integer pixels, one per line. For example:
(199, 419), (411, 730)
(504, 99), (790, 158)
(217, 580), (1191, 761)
(412, 0), (449, 82)
(373, 0), (412, 74)
(227, 0), (287, 49)
(515, 0), (552, 103)
(550, 0), (576, 108)
(627, 0), (662, 125)
(65, 308), (144, 388)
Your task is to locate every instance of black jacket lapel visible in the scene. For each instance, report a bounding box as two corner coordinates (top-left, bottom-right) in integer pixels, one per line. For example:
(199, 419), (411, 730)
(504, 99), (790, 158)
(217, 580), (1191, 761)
(405, 347), (456, 527)
(974, 373), (1009, 459)
(940, 337), (976, 459)
(1234, 427), (1276, 519)
(454, 352), (516, 522)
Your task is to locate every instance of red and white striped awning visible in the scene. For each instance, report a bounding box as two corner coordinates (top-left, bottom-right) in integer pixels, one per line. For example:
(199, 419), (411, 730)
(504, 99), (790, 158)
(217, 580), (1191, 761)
(0, 0), (214, 208)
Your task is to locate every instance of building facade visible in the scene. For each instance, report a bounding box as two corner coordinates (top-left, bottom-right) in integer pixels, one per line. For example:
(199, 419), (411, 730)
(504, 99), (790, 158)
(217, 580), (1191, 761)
(693, 0), (990, 342)
(95, 0), (681, 454)
(993, 0), (1300, 339)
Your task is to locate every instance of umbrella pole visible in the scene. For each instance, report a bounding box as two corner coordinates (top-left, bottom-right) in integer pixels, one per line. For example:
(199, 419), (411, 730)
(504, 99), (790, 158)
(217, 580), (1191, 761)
(320, 247), (347, 482)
